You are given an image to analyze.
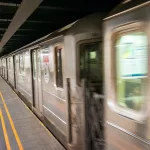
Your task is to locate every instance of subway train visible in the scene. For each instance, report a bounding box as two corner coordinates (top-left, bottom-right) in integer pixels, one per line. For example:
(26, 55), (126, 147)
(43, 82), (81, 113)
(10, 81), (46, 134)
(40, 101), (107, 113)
(0, 12), (105, 150)
(0, 0), (150, 150)
(104, 0), (150, 150)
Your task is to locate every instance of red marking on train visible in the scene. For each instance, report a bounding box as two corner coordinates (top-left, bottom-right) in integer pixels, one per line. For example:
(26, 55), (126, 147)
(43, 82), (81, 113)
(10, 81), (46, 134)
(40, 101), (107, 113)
(43, 56), (49, 63)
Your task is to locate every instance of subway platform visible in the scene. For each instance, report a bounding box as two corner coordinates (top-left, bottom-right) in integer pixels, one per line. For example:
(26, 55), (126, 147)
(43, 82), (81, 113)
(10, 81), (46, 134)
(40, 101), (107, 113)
(0, 77), (65, 150)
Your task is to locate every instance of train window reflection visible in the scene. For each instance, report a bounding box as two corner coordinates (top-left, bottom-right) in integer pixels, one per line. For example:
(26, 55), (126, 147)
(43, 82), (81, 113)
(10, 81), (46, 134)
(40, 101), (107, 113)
(19, 55), (23, 74)
(79, 42), (103, 94)
(55, 46), (63, 88)
(9, 58), (13, 70)
(8, 58), (11, 70)
(115, 32), (148, 111)
(33, 52), (37, 79)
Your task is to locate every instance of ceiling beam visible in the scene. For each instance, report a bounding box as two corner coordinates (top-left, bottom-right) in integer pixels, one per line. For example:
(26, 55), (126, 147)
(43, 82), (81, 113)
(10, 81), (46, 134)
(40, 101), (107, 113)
(0, 0), (43, 52)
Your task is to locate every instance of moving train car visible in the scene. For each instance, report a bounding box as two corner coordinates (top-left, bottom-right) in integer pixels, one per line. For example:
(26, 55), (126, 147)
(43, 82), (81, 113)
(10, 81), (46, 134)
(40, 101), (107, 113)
(0, 59), (1, 75)
(1, 1), (150, 150)
(1, 57), (7, 80)
(0, 13), (105, 150)
(104, 0), (150, 150)
(7, 56), (15, 87)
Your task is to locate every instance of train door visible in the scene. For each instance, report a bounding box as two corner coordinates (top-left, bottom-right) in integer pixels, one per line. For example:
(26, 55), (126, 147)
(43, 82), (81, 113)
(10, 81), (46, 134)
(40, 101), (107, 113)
(3, 58), (7, 80)
(3, 59), (5, 78)
(2, 59), (4, 77)
(6, 58), (8, 80)
(0, 59), (2, 76)
(9, 56), (15, 88)
(13, 55), (16, 89)
(1, 59), (4, 77)
(80, 41), (103, 93)
(2, 59), (4, 78)
(7, 57), (10, 82)
(79, 41), (104, 150)
(14, 55), (19, 90)
(32, 49), (43, 113)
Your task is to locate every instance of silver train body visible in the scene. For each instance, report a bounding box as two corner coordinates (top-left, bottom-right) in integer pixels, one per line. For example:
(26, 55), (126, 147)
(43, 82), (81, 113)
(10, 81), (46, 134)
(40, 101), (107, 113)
(0, 13), (104, 150)
(0, 1), (150, 150)
(104, 0), (150, 150)
(0, 57), (7, 80)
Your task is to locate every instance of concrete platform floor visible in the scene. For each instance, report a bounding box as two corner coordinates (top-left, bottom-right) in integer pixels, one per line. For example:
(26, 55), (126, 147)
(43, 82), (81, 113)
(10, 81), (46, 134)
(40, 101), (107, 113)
(0, 77), (65, 150)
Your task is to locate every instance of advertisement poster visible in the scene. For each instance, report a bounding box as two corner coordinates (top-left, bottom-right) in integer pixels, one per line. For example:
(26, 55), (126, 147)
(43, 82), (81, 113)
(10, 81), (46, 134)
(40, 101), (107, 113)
(118, 34), (147, 78)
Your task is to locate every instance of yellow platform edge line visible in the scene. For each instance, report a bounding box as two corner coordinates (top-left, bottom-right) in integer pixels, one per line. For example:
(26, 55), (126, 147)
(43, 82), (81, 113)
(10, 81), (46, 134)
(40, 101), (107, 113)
(0, 108), (11, 150)
(0, 92), (24, 150)
(3, 79), (52, 137)
(22, 101), (52, 136)
(23, 102), (52, 136)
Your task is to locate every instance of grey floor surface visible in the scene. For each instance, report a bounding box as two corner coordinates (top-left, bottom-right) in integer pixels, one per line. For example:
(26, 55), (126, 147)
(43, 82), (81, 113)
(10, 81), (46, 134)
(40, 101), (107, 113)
(0, 77), (65, 150)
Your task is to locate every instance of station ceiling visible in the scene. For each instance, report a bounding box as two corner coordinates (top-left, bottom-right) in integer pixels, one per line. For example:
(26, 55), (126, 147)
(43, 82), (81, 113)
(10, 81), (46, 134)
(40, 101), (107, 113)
(0, 0), (123, 56)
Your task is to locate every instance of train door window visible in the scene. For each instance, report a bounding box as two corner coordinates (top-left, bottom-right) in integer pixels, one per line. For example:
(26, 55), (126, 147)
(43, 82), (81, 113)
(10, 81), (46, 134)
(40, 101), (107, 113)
(8, 58), (10, 70)
(25, 51), (30, 70)
(11, 57), (13, 70)
(0, 60), (1, 70)
(2, 59), (4, 67)
(33, 51), (37, 79)
(115, 32), (148, 111)
(4, 59), (6, 67)
(19, 56), (21, 73)
(19, 54), (25, 74)
(9, 57), (13, 70)
(19, 55), (22, 74)
(9, 58), (11, 70)
(16, 56), (19, 63)
(79, 42), (103, 94)
(55, 46), (63, 88)
(37, 51), (41, 80)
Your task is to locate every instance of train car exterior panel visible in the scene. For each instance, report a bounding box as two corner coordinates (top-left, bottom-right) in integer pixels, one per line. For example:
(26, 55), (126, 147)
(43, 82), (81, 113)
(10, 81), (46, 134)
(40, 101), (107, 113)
(106, 123), (150, 150)
(2, 58), (7, 80)
(42, 90), (66, 122)
(31, 47), (43, 112)
(0, 13), (105, 150)
(40, 42), (67, 139)
(104, 1), (150, 150)
(62, 14), (104, 150)
(15, 50), (33, 104)
(7, 56), (15, 87)
(0, 59), (3, 76)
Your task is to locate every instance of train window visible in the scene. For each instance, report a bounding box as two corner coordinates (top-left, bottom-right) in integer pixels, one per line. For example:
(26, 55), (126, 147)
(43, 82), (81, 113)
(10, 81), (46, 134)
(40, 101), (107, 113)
(8, 58), (13, 70)
(79, 42), (103, 94)
(33, 51), (37, 79)
(19, 54), (25, 74)
(10, 58), (13, 70)
(24, 51), (30, 69)
(55, 46), (63, 88)
(115, 32), (148, 111)
(19, 56), (21, 73)
(8, 58), (11, 70)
